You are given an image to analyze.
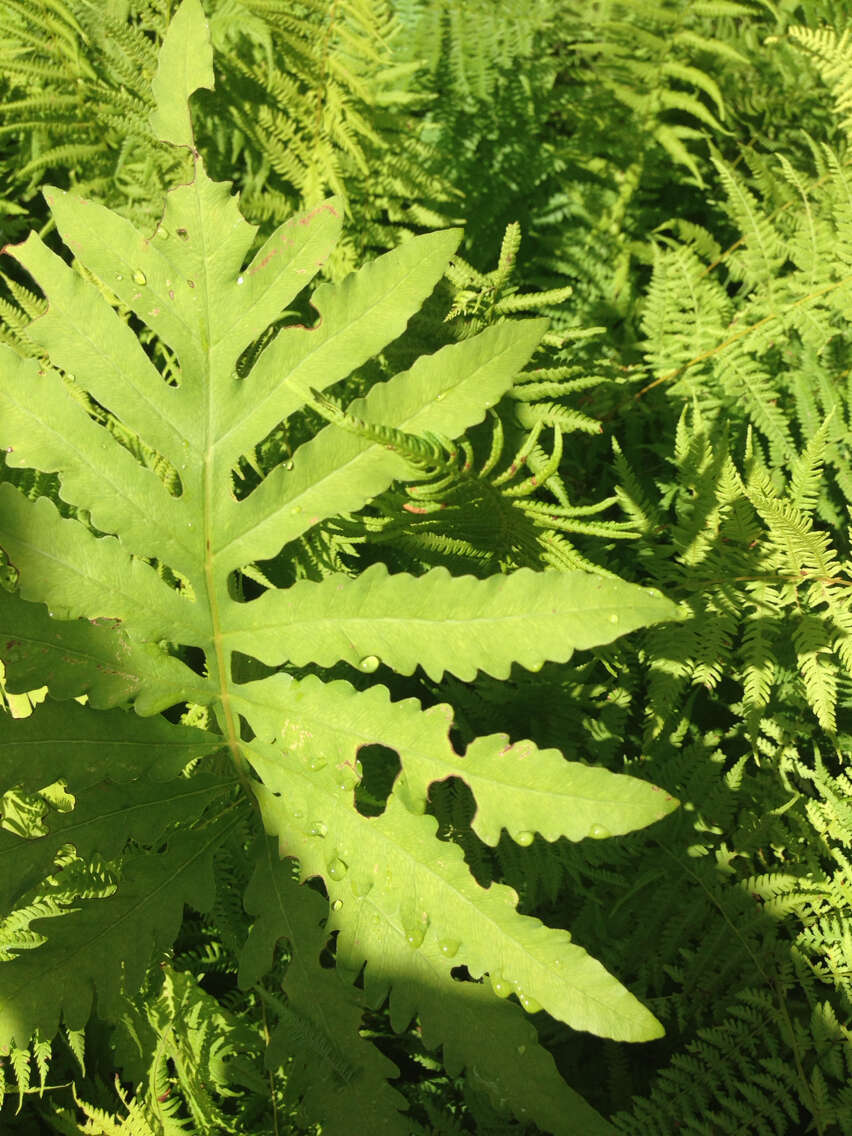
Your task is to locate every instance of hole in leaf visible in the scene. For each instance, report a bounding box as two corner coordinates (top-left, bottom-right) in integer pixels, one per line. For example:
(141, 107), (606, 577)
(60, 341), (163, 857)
(354, 745), (401, 817)
(450, 965), (473, 983)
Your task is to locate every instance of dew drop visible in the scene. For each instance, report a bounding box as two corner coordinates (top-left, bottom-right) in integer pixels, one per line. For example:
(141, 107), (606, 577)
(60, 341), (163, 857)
(132, 269), (147, 286)
(401, 924), (423, 949)
(517, 1044), (527, 1055)
(351, 875), (373, 898)
(436, 392), (446, 401)
(236, 275), (245, 285)
(115, 273), (124, 281)
(309, 756), (327, 772)
(285, 460), (295, 471)
(514, 830), (535, 847)
(290, 505), (303, 515)
(609, 613), (619, 624)
(438, 938), (460, 958)
(588, 823), (611, 839)
(309, 821), (328, 838)
(331, 898), (343, 912)
(156, 227), (168, 239)
(403, 911), (429, 949)
(327, 857), (348, 881)
(176, 227), (189, 240)
(358, 655), (380, 673)
(490, 974), (513, 998)
(336, 767), (359, 791)
(518, 992), (542, 1014)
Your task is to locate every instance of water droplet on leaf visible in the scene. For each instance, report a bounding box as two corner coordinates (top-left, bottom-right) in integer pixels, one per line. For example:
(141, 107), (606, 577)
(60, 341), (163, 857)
(115, 273), (124, 281)
(609, 613), (619, 624)
(490, 974), (512, 998)
(358, 655), (380, 673)
(285, 460), (294, 470)
(351, 875), (373, 898)
(309, 756), (327, 772)
(438, 938), (460, 958)
(309, 821), (328, 838)
(514, 830), (535, 847)
(331, 898), (343, 911)
(290, 505), (302, 515)
(518, 992), (542, 1014)
(327, 857), (347, 881)
(236, 275), (245, 285)
(588, 823), (611, 839)
(132, 269), (147, 286)
(336, 767), (359, 791)
(403, 910), (430, 949)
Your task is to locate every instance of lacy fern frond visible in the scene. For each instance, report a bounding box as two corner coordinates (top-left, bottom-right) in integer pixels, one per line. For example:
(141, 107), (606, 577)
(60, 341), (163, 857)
(788, 25), (852, 138)
(611, 407), (852, 738)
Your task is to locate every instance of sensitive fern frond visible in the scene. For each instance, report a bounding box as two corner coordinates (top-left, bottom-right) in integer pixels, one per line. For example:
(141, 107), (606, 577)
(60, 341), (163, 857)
(0, 6), (680, 1132)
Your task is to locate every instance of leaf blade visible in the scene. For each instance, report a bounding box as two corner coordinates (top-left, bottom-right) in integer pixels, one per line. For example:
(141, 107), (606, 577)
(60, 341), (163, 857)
(223, 565), (681, 679)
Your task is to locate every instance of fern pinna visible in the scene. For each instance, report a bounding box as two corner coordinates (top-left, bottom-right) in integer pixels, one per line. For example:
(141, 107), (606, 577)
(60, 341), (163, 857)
(0, 3), (680, 1130)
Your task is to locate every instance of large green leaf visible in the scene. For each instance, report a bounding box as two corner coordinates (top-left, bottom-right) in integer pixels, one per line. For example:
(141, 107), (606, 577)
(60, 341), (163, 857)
(240, 842), (410, 1136)
(0, 698), (220, 792)
(0, 766), (234, 915)
(0, 0), (681, 1125)
(0, 821), (232, 1044)
(0, 590), (213, 713)
(246, 740), (661, 1043)
(232, 673), (677, 845)
(224, 562), (677, 679)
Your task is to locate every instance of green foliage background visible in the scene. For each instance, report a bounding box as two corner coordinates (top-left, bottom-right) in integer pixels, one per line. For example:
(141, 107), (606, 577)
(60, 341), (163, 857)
(1, 1), (852, 1133)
